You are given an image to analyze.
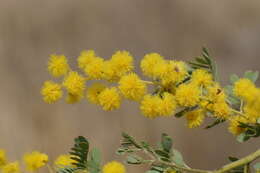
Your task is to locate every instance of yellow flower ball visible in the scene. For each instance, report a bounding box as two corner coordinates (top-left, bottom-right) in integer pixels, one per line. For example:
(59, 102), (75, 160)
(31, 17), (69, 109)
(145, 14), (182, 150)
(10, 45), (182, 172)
(110, 51), (134, 77)
(86, 83), (106, 104)
(98, 87), (121, 111)
(2, 162), (20, 173)
(0, 149), (7, 168)
(140, 53), (164, 78)
(66, 93), (83, 104)
(48, 54), (70, 77)
(140, 94), (162, 118)
(119, 73), (147, 101)
(228, 116), (248, 136)
(191, 69), (213, 86)
(63, 71), (86, 95)
(233, 78), (257, 102)
(77, 50), (97, 70)
(41, 81), (63, 104)
(102, 161), (126, 173)
(185, 109), (205, 128)
(158, 93), (176, 116)
(84, 57), (105, 80)
(54, 154), (75, 168)
(175, 83), (200, 107)
(23, 151), (48, 172)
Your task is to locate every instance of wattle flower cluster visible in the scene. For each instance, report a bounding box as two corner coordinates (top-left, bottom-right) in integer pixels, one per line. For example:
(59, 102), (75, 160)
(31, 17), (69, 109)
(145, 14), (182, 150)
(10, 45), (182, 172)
(41, 50), (260, 136)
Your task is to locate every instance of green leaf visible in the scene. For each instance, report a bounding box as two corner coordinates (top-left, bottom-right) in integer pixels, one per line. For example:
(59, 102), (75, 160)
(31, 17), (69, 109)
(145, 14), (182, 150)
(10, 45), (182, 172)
(70, 136), (89, 169)
(57, 167), (81, 173)
(146, 171), (161, 173)
(90, 148), (101, 165)
(155, 150), (170, 159)
(236, 132), (250, 143)
(244, 71), (259, 82)
(126, 155), (142, 164)
(257, 118), (260, 124)
(172, 149), (185, 167)
(253, 162), (260, 171)
(87, 148), (101, 173)
(175, 106), (198, 118)
(161, 133), (173, 152)
(205, 119), (226, 129)
(228, 156), (239, 162)
(230, 74), (239, 84)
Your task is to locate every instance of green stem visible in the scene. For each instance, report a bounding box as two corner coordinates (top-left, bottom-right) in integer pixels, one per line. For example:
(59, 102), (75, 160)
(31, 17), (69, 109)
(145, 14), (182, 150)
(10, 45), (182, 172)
(150, 149), (260, 173)
(214, 149), (260, 173)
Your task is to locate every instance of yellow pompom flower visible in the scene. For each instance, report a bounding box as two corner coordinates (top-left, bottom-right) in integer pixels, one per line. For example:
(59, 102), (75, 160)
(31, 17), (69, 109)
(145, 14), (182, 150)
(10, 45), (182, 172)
(191, 69), (213, 86)
(54, 154), (75, 168)
(41, 81), (63, 104)
(84, 57), (105, 79)
(175, 83), (200, 107)
(86, 83), (106, 104)
(0, 149), (7, 167)
(211, 101), (231, 119)
(77, 50), (97, 70)
(102, 161), (126, 173)
(63, 71), (86, 95)
(158, 93), (176, 116)
(66, 93), (83, 104)
(98, 87), (121, 111)
(119, 73), (147, 101)
(185, 109), (205, 128)
(233, 78), (257, 102)
(110, 51), (134, 76)
(23, 151), (48, 172)
(48, 54), (70, 77)
(2, 162), (20, 173)
(156, 60), (188, 85)
(140, 53), (164, 78)
(140, 94), (162, 118)
(228, 116), (248, 135)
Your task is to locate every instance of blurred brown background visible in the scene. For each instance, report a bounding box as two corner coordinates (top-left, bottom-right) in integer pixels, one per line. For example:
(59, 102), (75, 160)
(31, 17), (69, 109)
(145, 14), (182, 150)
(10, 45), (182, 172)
(0, 0), (259, 172)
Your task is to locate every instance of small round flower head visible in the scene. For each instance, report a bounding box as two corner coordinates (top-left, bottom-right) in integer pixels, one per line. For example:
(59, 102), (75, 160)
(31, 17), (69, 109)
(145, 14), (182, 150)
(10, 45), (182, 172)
(185, 109), (205, 128)
(228, 116), (248, 135)
(77, 50), (97, 70)
(140, 94), (161, 118)
(2, 162), (20, 173)
(66, 93), (83, 104)
(98, 87), (121, 111)
(84, 57), (105, 80)
(86, 83), (106, 104)
(23, 151), (48, 172)
(102, 161), (126, 173)
(140, 53), (164, 78)
(158, 92), (176, 116)
(119, 73), (147, 101)
(41, 81), (63, 104)
(244, 95), (260, 119)
(233, 78), (257, 102)
(191, 69), (213, 87)
(110, 51), (134, 77)
(63, 71), (85, 95)
(0, 149), (7, 167)
(48, 54), (70, 77)
(157, 60), (188, 85)
(175, 83), (200, 107)
(54, 154), (75, 169)
(211, 101), (231, 119)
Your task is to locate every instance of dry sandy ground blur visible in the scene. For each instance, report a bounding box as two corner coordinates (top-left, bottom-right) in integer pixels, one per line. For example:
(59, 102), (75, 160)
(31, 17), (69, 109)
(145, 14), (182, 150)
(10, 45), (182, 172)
(0, 0), (259, 172)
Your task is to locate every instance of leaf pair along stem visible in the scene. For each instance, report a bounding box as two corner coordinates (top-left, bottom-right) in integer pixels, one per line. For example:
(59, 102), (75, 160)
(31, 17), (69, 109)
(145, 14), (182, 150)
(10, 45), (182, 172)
(153, 149), (260, 173)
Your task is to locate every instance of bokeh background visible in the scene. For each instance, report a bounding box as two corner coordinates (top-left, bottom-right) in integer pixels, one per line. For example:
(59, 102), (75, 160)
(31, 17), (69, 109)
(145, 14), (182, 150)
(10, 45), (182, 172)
(0, 0), (259, 172)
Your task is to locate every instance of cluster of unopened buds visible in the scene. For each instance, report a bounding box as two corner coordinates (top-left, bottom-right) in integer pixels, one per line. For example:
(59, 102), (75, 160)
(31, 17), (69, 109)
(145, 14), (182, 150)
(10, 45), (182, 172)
(41, 49), (260, 137)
